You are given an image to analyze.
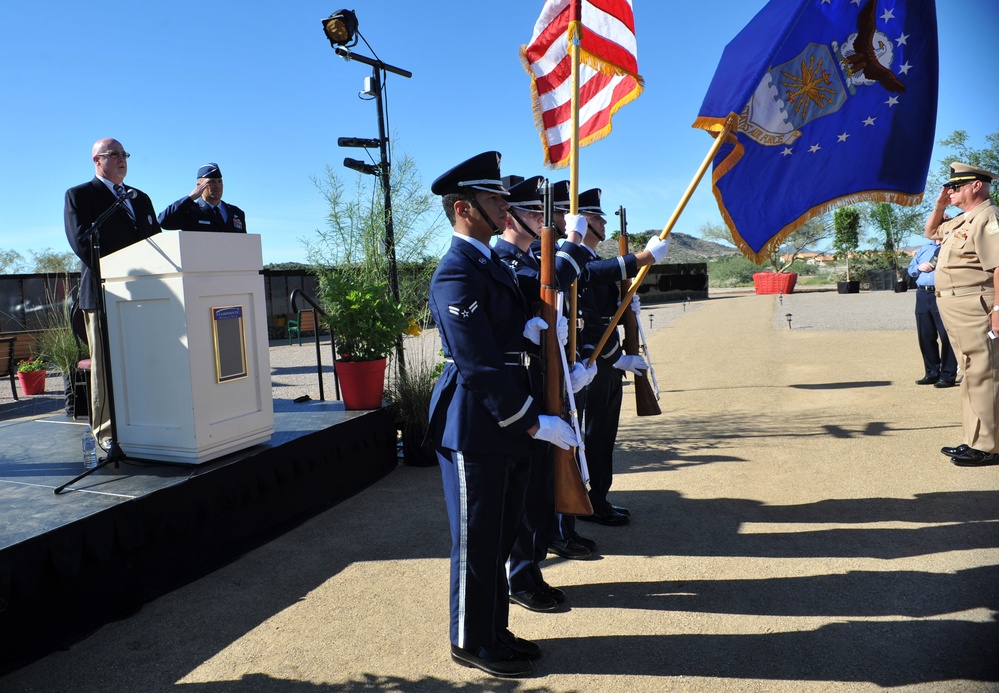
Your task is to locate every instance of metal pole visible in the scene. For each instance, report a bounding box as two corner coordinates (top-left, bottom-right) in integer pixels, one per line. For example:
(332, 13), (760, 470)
(372, 66), (405, 371)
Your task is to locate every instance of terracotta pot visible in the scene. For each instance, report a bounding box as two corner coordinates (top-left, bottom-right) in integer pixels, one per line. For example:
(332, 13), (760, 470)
(336, 358), (387, 410)
(17, 370), (47, 396)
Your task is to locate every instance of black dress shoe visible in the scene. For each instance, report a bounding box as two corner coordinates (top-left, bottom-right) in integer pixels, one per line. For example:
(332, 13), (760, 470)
(916, 375), (939, 385)
(579, 507), (630, 526)
(510, 590), (558, 612)
(548, 539), (591, 559)
(451, 644), (532, 677)
(610, 505), (631, 516)
(497, 629), (542, 659)
(941, 444), (970, 457)
(951, 448), (999, 466)
(538, 582), (566, 604)
(934, 380), (957, 388)
(570, 532), (597, 551)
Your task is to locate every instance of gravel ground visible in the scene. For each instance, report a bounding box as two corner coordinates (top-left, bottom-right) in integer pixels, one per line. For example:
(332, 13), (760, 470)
(5, 286), (997, 692)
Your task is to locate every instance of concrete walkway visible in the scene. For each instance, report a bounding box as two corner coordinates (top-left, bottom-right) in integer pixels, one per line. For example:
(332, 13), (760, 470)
(3, 290), (998, 691)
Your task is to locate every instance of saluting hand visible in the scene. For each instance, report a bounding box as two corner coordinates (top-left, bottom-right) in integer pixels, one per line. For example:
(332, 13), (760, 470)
(189, 180), (210, 201)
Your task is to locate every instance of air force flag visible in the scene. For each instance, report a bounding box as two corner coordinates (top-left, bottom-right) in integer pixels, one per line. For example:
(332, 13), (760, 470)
(693, 0), (938, 262)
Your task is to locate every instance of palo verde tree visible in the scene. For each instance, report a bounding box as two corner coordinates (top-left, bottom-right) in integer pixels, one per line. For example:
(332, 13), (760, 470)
(698, 216), (833, 272)
(833, 206), (861, 282)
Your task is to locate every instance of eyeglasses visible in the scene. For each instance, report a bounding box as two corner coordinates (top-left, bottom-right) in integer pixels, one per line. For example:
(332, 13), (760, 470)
(96, 151), (130, 160)
(946, 181), (971, 191)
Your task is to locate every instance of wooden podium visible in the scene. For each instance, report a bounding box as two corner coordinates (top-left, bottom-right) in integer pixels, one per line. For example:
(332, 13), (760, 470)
(100, 231), (274, 464)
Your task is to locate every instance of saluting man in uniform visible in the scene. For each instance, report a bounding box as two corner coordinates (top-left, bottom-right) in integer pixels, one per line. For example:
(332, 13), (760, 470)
(427, 152), (577, 678)
(494, 175), (595, 612)
(157, 163), (247, 233)
(925, 162), (999, 467)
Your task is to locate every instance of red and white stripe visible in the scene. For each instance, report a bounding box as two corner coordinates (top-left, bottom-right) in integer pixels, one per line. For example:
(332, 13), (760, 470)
(523, 0), (643, 168)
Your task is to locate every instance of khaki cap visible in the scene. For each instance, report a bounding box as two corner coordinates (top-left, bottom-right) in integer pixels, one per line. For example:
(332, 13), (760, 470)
(949, 161), (996, 185)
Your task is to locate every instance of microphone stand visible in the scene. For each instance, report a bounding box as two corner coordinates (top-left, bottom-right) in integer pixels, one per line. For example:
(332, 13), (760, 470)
(55, 195), (131, 494)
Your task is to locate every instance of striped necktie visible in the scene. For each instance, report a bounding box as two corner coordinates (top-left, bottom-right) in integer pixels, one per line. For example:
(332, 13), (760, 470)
(114, 184), (135, 221)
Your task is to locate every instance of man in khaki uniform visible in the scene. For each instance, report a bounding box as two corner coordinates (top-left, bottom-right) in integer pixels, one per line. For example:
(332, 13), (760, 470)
(925, 162), (999, 467)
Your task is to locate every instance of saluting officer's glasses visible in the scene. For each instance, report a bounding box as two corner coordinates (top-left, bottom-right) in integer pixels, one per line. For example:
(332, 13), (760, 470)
(946, 182), (970, 191)
(96, 151), (130, 159)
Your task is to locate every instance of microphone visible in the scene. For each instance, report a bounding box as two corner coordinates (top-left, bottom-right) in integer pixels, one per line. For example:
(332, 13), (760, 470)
(122, 188), (138, 200)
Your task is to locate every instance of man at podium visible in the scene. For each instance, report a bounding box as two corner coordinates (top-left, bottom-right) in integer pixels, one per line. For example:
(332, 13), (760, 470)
(64, 137), (161, 441)
(157, 163), (247, 233)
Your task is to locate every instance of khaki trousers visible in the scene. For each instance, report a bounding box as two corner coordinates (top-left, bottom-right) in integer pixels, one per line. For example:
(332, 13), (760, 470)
(936, 292), (999, 453)
(83, 310), (110, 440)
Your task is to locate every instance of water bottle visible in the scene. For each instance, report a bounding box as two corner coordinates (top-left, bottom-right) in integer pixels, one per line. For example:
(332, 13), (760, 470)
(82, 426), (98, 470)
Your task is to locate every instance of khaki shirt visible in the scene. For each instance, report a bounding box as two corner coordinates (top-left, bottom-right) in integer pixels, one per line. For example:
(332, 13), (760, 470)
(933, 200), (999, 292)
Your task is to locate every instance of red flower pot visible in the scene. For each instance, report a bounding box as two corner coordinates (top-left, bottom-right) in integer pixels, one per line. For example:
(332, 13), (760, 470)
(753, 272), (797, 295)
(336, 358), (387, 410)
(17, 370), (47, 396)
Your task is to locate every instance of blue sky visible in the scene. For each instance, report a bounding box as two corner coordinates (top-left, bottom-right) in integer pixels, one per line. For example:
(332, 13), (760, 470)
(0, 0), (995, 266)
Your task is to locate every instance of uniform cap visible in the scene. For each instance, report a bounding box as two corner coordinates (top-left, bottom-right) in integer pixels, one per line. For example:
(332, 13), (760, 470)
(578, 188), (604, 216)
(949, 161), (995, 185)
(506, 175), (545, 211)
(197, 163), (222, 179)
(552, 180), (571, 211)
(431, 151), (508, 196)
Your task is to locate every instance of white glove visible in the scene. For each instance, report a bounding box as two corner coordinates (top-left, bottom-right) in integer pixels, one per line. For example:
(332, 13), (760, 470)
(531, 415), (579, 450)
(563, 212), (588, 238)
(630, 293), (641, 317)
(568, 361), (598, 393)
(523, 317), (548, 346)
(555, 312), (569, 346)
(613, 354), (648, 375)
(645, 235), (670, 263)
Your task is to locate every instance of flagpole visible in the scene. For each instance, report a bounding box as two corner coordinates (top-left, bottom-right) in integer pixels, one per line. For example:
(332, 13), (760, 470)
(567, 8), (582, 361)
(586, 112), (740, 367)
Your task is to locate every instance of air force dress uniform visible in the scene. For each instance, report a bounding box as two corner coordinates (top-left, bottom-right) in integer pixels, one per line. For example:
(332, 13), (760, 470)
(427, 153), (547, 675)
(157, 163), (247, 233)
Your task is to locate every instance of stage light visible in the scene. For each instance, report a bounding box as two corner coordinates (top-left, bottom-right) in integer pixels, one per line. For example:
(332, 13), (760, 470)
(343, 157), (379, 176)
(338, 137), (382, 149)
(321, 9), (358, 48)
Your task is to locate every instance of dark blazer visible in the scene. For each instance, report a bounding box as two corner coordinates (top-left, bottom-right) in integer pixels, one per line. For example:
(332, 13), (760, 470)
(157, 196), (247, 233)
(578, 251), (641, 363)
(427, 236), (541, 454)
(64, 177), (161, 310)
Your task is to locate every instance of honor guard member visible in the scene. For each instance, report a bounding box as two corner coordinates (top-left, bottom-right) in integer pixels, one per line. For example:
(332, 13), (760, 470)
(157, 163), (247, 233)
(495, 176), (595, 611)
(575, 188), (669, 524)
(925, 161), (999, 467)
(65, 138), (161, 441)
(427, 152), (577, 677)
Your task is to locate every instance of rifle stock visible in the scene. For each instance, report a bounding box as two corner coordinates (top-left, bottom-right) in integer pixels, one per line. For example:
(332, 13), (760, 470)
(618, 208), (661, 417)
(541, 190), (592, 516)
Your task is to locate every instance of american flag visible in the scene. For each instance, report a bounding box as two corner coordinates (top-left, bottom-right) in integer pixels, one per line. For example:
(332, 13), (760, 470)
(522, 0), (644, 169)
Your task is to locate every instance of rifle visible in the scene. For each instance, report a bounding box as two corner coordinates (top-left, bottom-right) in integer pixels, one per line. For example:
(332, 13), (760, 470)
(617, 206), (661, 416)
(540, 181), (592, 516)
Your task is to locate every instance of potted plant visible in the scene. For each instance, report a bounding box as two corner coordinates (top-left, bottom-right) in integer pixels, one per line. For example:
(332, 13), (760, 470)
(316, 270), (410, 410)
(833, 207), (861, 294)
(16, 357), (47, 396)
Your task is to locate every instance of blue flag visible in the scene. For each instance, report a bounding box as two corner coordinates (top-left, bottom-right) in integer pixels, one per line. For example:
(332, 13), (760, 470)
(693, 0), (938, 262)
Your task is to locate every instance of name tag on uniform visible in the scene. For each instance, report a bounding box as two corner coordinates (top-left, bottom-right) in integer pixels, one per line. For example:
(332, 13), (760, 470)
(198, 219), (212, 225)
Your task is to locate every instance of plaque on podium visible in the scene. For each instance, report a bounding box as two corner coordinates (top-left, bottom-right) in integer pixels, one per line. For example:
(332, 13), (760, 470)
(100, 231), (274, 464)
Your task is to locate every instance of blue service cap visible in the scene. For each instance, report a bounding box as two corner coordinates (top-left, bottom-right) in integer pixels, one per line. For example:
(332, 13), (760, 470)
(552, 180), (571, 211)
(431, 151), (508, 196)
(578, 188), (604, 216)
(507, 175), (546, 211)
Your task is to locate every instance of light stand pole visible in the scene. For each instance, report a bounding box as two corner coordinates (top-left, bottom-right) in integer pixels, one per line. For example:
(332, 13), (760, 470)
(334, 46), (411, 315)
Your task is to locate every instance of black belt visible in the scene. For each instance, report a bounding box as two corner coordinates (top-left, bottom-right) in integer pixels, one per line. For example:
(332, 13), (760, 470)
(918, 285), (935, 292)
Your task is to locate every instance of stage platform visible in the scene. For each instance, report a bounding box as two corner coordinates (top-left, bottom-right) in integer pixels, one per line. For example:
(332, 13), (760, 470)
(0, 397), (398, 672)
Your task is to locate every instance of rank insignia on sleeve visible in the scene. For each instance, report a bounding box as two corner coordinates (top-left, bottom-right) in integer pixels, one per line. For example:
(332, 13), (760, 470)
(987, 218), (999, 236)
(448, 301), (478, 319)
